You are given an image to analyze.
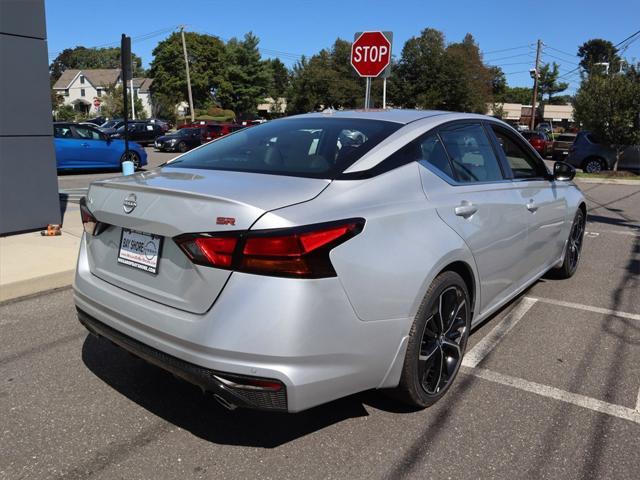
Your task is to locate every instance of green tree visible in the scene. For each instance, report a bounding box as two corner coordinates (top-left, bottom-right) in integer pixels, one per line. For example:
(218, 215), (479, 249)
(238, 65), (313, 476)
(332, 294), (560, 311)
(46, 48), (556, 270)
(49, 46), (144, 83)
(495, 86), (534, 104)
(265, 58), (290, 98)
(100, 85), (147, 120)
(577, 39), (621, 75)
(288, 39), (364, 113)
(149, 32), (226, 113)
(216, 32), (271, 117)
(573, 68), (640, 170)
(538, 62), (569, 102)
(54, 104), (76, 121)
(389, 29), (495, 113)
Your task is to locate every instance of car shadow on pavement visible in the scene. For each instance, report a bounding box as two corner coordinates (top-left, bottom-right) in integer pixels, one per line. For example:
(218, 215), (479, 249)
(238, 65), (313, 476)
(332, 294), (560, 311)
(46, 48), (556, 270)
(81, 334), (373, 448)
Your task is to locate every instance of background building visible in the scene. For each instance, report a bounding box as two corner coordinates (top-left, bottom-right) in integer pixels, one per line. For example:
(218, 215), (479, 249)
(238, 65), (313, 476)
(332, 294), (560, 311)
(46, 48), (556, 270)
(53, 68), (154, 118)
(0, 0), (60, 235)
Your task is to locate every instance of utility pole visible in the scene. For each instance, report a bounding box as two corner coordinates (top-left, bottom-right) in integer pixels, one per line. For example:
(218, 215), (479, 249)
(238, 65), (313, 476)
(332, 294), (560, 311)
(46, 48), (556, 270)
(529, 39), (542, 131)
(130, 54), (136, 120)
(180, 26), (195, 122)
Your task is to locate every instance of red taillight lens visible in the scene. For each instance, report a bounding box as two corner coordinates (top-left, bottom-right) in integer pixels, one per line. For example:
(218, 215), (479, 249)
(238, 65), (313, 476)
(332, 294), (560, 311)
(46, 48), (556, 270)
(174, 219), (364, 278)
(176, 235), (237, 268)
(79, 197), (97, 235)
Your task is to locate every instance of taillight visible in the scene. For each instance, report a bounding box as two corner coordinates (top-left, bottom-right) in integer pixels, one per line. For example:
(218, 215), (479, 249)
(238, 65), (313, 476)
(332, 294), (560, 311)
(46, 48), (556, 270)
(174, 219), (364, 278)
(79, 197), (98, 235)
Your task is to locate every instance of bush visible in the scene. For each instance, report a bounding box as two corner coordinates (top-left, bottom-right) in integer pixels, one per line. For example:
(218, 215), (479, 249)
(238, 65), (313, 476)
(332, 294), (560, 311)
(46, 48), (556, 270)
(55, 105), (76, 121)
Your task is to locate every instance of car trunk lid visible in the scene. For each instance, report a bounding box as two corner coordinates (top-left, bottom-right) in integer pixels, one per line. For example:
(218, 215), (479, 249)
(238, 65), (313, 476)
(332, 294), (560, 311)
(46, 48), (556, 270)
(85, 167), (330, 313)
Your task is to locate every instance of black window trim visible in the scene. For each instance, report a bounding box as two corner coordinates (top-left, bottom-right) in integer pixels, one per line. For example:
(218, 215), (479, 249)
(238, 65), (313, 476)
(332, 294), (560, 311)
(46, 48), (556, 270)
(486, 121), (552, 182)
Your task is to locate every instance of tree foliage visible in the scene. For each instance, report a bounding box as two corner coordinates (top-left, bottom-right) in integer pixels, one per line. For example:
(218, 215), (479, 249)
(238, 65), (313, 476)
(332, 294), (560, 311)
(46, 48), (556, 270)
(264, 58), (290, 99)
(574, 67), (640, 170)
(538, 62), (569, 102)
(100, 85), (147, 120)
(49, 47), (144, 83)
(215, 32), (271, 117)
(577, 39), (621, 75)
(495, 86), (533, 104)
(389, 29), (495, 113)
(149, 32), (226, 115)
(288, 39), (364, 113)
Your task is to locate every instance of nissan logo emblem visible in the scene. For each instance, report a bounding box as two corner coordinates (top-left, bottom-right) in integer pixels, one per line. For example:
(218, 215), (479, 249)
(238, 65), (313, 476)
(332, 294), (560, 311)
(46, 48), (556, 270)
(123, 193), (137, 214)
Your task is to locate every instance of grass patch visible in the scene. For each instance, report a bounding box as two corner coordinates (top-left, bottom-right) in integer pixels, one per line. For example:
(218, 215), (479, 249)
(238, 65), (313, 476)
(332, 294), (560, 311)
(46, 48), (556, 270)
(576, 171), (640, 180)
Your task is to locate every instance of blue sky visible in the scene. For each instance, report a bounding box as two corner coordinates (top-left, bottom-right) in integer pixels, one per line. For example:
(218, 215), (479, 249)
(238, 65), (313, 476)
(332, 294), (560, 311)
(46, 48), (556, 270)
(45, 0), (639, 94)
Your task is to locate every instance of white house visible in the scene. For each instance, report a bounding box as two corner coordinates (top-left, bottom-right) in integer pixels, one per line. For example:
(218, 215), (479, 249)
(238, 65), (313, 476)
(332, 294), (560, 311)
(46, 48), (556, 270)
(53, 68), (154, 118)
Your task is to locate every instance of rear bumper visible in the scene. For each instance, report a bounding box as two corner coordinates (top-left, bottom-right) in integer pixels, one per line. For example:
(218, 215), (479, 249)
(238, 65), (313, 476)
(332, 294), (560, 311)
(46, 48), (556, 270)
(73, 234), (409, 412)
(77, 308), (288, 411)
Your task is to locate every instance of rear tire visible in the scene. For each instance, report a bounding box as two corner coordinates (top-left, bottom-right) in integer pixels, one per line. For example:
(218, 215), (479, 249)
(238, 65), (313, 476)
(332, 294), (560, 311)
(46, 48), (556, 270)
(393, 271), (471, 408)
(552, 208), (585, 279)
(583, 157), (605, 173)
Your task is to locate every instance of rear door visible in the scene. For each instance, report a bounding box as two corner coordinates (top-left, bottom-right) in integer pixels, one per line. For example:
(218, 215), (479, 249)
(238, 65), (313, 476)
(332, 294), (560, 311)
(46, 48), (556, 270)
(489, 124), (567, 276)
(53, 124), (76, 168)
(418, 122), (530, 315)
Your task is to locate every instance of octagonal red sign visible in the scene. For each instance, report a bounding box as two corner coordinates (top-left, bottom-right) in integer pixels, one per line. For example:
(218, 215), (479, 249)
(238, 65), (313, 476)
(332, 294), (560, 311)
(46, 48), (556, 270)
(351, 31), (392, 77)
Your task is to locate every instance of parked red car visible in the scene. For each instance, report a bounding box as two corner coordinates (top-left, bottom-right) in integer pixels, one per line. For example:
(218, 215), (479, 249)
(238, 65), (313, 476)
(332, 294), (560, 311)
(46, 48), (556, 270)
(177, 122), (245, 142)
(521, 131), (552, 157)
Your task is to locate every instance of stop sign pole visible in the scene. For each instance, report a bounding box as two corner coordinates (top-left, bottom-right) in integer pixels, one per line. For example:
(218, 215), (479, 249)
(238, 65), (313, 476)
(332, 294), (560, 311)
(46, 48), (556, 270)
(351, 31), (392, 109)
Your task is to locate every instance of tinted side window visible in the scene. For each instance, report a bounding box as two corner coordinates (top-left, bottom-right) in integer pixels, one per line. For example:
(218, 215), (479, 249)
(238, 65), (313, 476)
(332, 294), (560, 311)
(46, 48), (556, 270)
(492, 127), (547, 179)
(54, 126), (72, 138)
(73, 126), (102, 140)
(439, 124), (503, 182)
(417, 134), (454, 179)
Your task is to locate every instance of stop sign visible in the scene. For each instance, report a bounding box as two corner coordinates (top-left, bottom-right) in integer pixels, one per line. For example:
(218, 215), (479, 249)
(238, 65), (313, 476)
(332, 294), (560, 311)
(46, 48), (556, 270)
(93, 98), (101, 108)
(351, 31), (391, 77)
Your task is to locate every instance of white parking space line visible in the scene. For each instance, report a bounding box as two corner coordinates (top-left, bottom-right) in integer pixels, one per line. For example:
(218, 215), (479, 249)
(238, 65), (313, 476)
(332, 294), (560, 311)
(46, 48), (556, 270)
(463, 367), (640, 425)
(462, 297), (537, 368)
(527, 296), (640, 322)
(636, 388), (640, 413)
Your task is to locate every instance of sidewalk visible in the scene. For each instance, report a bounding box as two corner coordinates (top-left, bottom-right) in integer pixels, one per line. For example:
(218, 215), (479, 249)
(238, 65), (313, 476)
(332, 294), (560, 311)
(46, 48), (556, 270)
(0, 199), (82, 302)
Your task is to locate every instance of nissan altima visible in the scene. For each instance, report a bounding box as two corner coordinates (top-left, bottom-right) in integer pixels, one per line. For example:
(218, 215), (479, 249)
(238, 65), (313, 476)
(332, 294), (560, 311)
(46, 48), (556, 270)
(74, 110), (586, 412)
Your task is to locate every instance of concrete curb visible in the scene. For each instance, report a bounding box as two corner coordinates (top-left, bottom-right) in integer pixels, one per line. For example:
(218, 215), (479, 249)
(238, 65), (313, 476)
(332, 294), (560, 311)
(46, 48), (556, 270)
(576, 178), (640, 185)
(0, 269), (75, 303)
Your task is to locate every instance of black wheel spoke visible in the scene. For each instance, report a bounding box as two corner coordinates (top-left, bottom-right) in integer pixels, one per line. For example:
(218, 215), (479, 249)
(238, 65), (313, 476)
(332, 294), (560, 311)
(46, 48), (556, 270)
(418, 284), (469, 397)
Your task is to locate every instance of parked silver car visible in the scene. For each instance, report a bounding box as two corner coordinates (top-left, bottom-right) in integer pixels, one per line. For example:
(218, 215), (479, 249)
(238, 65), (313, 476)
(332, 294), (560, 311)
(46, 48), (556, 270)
(74, 110), (586, 412)
(566, 131), (640, 173)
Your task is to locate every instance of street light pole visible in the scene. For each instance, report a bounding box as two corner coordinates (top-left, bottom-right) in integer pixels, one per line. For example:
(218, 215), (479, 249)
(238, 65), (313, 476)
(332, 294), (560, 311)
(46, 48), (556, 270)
(529, 39), (542, 131)
(180, 25), (195, 123)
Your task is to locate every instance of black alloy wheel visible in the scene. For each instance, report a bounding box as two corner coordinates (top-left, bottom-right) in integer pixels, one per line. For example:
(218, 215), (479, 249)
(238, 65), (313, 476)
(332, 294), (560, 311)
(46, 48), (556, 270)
(178, 141), (188, 153)
(394, 271), (471, 408)
(553, 209), (586, 279)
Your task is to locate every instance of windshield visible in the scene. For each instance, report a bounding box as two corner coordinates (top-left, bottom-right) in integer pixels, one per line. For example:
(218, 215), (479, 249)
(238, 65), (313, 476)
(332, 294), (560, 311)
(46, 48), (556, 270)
(165, 118), (401, 178)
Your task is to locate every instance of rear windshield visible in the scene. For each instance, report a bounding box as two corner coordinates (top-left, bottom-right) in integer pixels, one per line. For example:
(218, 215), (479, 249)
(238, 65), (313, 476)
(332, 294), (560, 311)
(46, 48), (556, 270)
(557, 135), (576, 142)
(165, 118), (401, 178)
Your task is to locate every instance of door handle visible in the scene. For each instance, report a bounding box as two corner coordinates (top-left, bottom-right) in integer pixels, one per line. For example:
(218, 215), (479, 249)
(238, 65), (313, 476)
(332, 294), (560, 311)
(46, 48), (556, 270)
(81, 143), (90, 148)
(526, 200), (538, 212)
(454, 202), (478, 218)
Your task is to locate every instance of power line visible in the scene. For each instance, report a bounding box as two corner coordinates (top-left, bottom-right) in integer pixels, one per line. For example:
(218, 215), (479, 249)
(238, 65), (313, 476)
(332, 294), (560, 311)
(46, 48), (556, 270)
(544, 45), (580, 59)
(484, 52), (535, 62)
(615, 29), (640, 47)
(541, 51), (580, 66)
(48, 26), (178, 59)
(487, 61), (534, 67)
(480, 44), (534, 55)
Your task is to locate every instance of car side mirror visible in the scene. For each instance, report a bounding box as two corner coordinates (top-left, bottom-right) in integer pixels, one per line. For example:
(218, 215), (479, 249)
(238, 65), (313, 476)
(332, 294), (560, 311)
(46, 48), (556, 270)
(553, 161), (576, 181)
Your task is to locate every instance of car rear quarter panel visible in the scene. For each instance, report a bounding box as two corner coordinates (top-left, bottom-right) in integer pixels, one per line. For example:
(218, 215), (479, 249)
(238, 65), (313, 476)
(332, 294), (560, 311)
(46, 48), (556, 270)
(252, 162), (479, 323)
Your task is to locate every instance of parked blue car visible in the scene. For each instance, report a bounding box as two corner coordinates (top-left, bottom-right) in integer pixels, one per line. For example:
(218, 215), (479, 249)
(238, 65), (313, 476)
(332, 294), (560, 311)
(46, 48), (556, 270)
(54, 122), (147, 171)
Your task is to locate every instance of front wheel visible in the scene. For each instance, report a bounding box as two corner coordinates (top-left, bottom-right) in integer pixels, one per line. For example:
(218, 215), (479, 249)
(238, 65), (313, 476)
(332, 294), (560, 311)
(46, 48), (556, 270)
(552, 208), (585, 279)
(393, 271), (471, 408)
(177, 141), (188, 153)
(120, 151), (140, 170)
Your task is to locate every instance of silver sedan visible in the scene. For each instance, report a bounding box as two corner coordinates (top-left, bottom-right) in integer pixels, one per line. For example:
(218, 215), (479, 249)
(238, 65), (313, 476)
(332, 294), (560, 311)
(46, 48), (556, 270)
(74, 110), (586, 412)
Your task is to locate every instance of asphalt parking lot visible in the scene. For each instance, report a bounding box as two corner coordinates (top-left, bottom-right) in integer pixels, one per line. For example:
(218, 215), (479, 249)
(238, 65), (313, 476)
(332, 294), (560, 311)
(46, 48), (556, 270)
(3, 174), (639, 478)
